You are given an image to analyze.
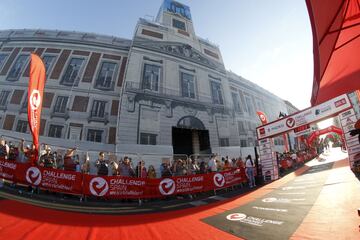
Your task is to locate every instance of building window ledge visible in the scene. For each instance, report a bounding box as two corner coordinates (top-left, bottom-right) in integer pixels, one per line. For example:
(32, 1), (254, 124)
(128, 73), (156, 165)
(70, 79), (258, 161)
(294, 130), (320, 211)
(50, 110), (70, 120)
(94, 81), (115, 91)
(88, 113), (109, 125)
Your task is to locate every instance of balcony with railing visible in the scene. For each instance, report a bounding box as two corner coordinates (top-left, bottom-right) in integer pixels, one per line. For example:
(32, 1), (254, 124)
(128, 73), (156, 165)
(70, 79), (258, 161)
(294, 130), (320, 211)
(50, 108), (70, 120)
(88, 112), (109, 125)
(94, 80), (115, 91)
(125, 81), (232, 113)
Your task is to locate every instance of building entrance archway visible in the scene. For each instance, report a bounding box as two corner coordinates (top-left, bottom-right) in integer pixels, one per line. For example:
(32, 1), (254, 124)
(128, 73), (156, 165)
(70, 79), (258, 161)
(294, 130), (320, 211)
(172, 116), (211, 156)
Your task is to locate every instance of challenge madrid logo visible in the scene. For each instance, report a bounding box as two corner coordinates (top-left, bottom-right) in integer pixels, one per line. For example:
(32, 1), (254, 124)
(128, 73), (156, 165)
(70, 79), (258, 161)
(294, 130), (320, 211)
(26, 167), (42, 185)
(89, 177), (109, 196)
(213, 173), (225, 187)
(285, 117), (295, 128)
(159, 178), (175, 195)
(29, 90), (41, 110)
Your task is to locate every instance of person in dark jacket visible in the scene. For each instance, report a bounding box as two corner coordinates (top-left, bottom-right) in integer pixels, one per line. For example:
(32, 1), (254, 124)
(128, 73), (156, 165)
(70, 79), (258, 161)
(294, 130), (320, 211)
(39, 146), (56, 168)
(95, 152), (109, 176)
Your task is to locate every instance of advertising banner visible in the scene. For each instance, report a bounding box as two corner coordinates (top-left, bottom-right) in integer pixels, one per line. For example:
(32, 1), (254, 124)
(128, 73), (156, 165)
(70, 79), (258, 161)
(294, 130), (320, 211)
(212, 169), (245, 189)
(84, 169), (246, 199)
(154, 174), (207, 197)
(0, 159), (247, 199)
(258, 138), (278, 181)
(256, 94), (352, 140)
(339, 108), (360, 169)
(83, 174), (147, 198)
(27, 54), (46, 158)
(0, 159), (18, 181)
(15, 164), (83, 195)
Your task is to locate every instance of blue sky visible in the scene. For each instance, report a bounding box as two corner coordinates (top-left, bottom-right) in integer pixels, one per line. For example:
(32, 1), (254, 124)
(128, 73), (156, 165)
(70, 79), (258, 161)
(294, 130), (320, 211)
(0, 0), (313, 109)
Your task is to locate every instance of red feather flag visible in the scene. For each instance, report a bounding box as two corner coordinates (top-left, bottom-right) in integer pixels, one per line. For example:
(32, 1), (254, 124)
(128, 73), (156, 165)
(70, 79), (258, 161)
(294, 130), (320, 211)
(27, 53), (46, 160)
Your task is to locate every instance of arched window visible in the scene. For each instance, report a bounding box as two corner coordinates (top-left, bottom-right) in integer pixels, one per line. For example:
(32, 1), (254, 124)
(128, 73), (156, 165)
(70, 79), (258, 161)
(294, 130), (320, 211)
(177, 116), (205, 130)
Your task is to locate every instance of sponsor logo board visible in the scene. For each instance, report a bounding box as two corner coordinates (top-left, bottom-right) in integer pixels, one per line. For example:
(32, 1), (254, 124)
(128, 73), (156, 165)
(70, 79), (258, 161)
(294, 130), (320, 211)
(340, 115), (358, 127)
(257, 94), (351, 139)
(348, 145), (360, 155)
(334, 98), (347, 108)
(339, 109), (355, 120)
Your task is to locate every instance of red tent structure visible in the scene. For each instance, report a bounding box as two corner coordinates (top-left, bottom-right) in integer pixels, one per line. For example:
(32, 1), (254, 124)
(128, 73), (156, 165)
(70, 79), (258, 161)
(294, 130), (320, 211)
(306, 0), (360, 105)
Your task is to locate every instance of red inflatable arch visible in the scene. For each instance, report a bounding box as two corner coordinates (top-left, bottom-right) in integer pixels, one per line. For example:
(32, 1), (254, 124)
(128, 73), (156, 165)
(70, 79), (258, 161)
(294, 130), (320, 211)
(306, 125), (344, 146)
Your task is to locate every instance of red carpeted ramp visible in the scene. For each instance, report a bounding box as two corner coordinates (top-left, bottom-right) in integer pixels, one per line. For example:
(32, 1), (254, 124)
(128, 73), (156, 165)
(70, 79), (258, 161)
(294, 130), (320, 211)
(0, 151), (359, 240)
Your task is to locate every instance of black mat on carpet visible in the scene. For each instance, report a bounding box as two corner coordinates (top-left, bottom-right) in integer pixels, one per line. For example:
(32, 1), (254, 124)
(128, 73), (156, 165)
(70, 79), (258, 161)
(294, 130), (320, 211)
(202, 162), (334, 240)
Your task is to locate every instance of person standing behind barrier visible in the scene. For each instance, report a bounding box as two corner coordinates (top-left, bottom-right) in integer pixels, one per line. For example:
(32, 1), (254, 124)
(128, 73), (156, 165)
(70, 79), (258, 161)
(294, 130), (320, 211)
(96, 152), (109, 176)
(39, 146), (56, 168)
(0, 138), (8, 160)
(291, 151), (297, 168)
(64, 147), (77, 171)
(190, 158), (200, 175)
(81, 152), (91, 174)
(136, 160), (147, 178)
(208, 155), (217, 172)
(199, 161), (207, 174)
(119, 156), (135, 177)
(147, 165), (157, 178)
(223, 159), (232, 171)
(23, 144), (38, 166)
(245, 155), (256, 188)
(6, 142), (18, 161)
(173, 159), (187, 176)
(17, 139), (26, 163)
(160, 161), (172, 177)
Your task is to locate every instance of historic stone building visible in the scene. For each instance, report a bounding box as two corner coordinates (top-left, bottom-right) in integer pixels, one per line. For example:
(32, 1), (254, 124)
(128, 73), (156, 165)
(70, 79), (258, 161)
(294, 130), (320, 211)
(0, 0), (292, 164)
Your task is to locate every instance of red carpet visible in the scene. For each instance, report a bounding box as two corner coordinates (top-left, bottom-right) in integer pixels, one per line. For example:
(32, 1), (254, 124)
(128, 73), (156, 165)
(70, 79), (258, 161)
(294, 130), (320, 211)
(0, 152), (358, 240)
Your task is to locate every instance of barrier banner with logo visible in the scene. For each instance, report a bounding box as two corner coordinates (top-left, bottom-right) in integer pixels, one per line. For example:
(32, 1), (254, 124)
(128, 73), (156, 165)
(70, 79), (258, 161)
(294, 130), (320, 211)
(0, 159), (18, 181)
(0, 159), (247, 198)
(152, 174), (207, 197)
(15, 164), (83, 195)
(212, 169), (245, 189)
(83, 175), (146, 198)
(83, 169), (246, 199)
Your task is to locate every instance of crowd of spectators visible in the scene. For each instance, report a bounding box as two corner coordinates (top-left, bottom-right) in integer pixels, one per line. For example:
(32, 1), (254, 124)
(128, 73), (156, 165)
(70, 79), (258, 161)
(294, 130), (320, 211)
(277, 148), (315, 174)
(159, 154), (249, 178)
(0, 137), (256, 181)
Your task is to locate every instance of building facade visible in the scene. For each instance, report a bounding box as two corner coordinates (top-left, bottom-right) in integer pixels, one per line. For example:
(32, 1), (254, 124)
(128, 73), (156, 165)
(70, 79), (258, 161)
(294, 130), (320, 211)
(0, 0), (293, 164)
